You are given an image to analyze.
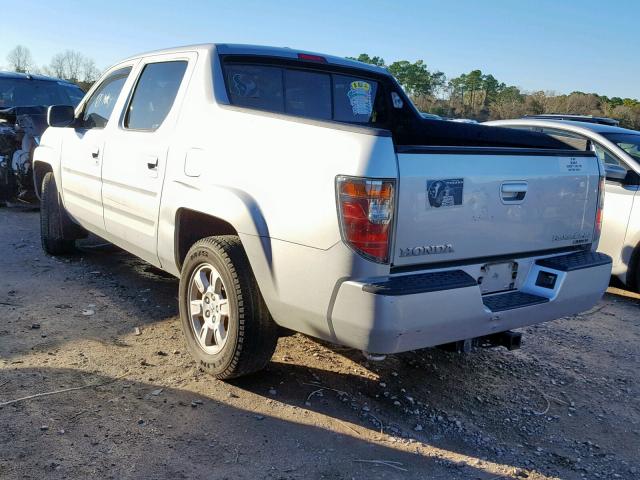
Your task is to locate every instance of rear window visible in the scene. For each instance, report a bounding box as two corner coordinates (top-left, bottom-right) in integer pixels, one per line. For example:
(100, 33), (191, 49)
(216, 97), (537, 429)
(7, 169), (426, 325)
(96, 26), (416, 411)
(223, 62), (383, 125)
(226, 64), (284, 113)
(285, 69), (331, 120)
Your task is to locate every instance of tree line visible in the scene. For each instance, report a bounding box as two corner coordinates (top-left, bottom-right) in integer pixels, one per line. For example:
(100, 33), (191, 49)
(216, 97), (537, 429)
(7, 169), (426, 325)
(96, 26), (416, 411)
(349, 54), (640, 130)
(5, 45), (99, 90)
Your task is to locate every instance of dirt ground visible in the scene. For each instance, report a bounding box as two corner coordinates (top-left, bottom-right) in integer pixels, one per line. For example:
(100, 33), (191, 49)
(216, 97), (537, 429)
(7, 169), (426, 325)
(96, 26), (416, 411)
(0, 208), (639, 480)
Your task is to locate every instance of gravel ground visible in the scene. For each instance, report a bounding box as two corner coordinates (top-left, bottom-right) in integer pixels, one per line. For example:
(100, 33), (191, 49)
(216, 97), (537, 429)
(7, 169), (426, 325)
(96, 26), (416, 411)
(1, 208), (639, 480)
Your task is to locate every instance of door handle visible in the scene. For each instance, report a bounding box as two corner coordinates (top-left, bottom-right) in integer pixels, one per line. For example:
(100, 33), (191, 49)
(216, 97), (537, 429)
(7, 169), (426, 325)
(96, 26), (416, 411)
(501, 182), (528, 202)
(91, 147), (100, 159)
(147, 157), (159, 170)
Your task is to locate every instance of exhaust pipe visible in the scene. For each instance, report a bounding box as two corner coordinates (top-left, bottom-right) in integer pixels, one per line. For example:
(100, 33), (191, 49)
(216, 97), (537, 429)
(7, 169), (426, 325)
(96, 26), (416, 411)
(480, 330), (522, 351)
(362, 351), (387, 361)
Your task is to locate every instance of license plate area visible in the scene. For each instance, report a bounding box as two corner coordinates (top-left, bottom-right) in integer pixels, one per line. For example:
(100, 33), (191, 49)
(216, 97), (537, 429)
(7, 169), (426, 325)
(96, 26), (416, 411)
(479, 261), (518, 294)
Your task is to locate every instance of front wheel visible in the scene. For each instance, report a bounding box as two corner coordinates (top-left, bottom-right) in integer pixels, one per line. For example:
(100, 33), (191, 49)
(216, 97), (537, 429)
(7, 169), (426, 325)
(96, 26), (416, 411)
(40, 172), (77, 255)
(179, 236), (279, 379)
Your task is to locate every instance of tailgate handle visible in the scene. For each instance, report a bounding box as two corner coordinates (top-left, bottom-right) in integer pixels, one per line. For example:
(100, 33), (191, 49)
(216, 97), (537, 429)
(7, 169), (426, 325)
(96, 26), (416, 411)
(501, 182), (528, 202)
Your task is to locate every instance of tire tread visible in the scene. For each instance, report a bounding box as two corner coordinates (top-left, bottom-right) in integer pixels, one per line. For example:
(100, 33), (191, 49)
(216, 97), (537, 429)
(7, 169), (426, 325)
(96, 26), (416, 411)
(40, 172), (75, 255)
(180, 235), (278, 379)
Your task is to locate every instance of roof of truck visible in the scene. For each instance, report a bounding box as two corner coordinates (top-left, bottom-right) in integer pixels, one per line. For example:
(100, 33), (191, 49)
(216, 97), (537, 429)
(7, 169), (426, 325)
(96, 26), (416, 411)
(120, 43), (390, 76)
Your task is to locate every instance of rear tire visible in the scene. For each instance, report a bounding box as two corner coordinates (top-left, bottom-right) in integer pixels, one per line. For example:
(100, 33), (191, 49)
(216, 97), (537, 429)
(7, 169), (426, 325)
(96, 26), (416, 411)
(40, 172), (76, 255)
(179, 235), (279, 379)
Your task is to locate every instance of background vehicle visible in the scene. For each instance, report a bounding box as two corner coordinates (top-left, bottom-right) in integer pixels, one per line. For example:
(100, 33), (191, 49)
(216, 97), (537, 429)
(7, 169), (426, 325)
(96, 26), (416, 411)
(450, 118), (479, 124)
(420, 112), (443, 120)
(486, 118), (640, 291)
(33, 44), (611, 379)
(0, 72), (84, 206)
(522, 114), (620, 127)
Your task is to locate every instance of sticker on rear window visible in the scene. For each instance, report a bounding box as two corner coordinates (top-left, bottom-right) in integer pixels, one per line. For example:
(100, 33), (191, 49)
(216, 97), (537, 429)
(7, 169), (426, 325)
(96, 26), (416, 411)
(232, 74), (259, 98)
(391, 91), (403, 109)
(347, 81), (373, 116)
(559, 157), (584, 173)
(426, 178), (464, 208)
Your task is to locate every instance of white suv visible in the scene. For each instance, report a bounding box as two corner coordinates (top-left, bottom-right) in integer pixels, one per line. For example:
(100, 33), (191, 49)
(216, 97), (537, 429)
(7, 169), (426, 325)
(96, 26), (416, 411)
(487, 118), (640, 292)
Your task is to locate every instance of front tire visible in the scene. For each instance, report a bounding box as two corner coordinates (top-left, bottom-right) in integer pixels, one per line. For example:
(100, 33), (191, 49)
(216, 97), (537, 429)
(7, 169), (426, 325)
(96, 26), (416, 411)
(179, 236), (279, 379)
(40, 172), (76, 255)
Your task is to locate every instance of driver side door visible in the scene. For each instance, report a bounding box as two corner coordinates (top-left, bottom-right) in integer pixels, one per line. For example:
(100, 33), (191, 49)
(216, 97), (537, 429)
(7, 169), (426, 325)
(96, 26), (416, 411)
(59, 66), (133, 234)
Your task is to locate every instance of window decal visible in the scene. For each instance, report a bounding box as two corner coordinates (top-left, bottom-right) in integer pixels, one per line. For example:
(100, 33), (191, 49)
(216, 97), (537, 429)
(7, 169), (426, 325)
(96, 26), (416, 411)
(232, 74), (259, 98)
(391, 91), (403, 109)
(347, 81), (373, 116)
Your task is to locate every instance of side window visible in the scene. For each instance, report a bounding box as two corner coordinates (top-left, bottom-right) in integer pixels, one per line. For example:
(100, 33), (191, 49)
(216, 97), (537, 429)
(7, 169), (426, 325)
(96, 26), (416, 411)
(125, 61), (188, 130)
(225, 64), (284, 112)
(82, 67), (131, 129)
(284, 69), (331, 120)
(593, 143), (624, 168)
(540, 128), (588, 150)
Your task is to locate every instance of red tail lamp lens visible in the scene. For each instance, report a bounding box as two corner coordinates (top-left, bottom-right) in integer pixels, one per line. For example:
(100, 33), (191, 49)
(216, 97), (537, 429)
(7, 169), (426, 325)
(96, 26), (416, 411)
(297, 53), (327, 63)
(337, 176), (395, 263)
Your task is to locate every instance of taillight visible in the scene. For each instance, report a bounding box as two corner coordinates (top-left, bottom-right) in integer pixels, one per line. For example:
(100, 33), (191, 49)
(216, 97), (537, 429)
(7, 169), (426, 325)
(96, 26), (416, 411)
(336, 176), (395, 263)
(593, 174), (606, 248)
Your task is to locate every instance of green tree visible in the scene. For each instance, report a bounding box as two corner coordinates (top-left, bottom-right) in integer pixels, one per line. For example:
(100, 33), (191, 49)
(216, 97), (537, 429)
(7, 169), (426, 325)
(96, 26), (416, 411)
(388, 59), (443, 97)
(481, 74), (504, 106)
(348, 54), (386, 67)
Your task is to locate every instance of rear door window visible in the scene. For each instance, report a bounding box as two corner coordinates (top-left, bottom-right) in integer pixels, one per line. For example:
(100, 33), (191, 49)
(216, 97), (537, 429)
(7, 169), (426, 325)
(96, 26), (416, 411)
(539, 128), (588, 150)
(125, 61), (188, 130)
(593, 143), (624, 168)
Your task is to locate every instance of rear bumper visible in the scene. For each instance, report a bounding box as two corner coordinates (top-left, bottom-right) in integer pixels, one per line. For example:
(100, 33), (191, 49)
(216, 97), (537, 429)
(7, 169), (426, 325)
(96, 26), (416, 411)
(329, 251), (612, 354)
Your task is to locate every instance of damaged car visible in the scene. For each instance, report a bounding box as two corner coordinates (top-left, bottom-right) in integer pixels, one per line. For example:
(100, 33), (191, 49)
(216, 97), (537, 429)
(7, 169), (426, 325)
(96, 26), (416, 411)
(0, 72), (84, 206)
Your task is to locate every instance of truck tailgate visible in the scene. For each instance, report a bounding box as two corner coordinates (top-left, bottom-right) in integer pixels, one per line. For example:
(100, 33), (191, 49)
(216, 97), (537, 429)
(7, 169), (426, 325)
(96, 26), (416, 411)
(393, 147), (600, 267)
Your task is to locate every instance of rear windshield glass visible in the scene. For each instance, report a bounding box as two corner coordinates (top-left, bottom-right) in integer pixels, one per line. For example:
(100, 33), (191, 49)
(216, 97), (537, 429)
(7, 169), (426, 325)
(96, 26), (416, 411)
(223, 63), (383, 124)
(0, 78), (84, 108)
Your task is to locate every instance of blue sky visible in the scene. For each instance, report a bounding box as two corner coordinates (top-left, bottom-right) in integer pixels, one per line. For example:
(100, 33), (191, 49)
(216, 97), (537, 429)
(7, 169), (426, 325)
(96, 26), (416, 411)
(5, 0), (639, 98)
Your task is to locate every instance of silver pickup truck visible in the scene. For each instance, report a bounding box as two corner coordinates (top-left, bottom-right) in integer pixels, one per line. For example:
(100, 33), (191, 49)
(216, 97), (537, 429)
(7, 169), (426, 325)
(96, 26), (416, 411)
(34, 44), (612, 379)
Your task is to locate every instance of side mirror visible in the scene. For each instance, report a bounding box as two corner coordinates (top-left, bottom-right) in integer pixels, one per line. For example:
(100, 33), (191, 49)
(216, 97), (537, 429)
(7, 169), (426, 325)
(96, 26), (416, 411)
(604, 163), (627, 182)
(47, 105), (76, 127)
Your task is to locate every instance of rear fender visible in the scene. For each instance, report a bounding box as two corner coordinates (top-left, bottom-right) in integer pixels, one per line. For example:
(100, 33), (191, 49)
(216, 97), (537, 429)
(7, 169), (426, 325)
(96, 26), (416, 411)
(158, 182), (271, 278)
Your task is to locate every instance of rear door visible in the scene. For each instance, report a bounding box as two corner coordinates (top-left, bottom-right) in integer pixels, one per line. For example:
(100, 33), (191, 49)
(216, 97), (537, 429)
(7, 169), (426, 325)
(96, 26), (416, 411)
(392, 148), (600, 267)
(59, 67), (132, 233)
(101, 54), (193, 266)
